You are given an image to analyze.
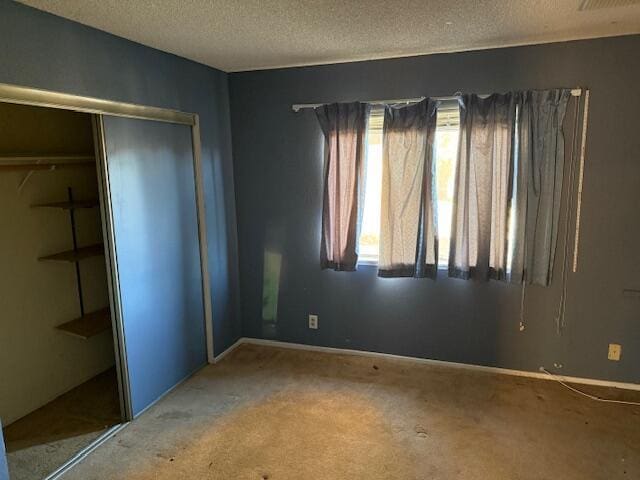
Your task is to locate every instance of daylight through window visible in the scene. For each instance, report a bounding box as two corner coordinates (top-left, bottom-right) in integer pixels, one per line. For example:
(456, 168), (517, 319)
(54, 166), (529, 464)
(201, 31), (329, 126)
(358, 107), (384, 262)
(358, 103), (460, 267)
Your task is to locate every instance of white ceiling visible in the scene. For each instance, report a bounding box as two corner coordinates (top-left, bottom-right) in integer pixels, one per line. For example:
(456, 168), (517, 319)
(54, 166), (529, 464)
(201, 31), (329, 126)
(19, 0), (640, 72)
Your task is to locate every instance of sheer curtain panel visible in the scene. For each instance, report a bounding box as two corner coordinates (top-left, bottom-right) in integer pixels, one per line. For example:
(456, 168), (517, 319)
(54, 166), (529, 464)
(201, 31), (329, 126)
(449, 93), (515, 281)
(379, 99), (439, 278)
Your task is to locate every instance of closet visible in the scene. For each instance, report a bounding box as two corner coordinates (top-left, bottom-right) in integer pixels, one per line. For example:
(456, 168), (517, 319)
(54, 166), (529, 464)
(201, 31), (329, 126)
(0, 102), (121, 480)
(0, 82), (211, 480)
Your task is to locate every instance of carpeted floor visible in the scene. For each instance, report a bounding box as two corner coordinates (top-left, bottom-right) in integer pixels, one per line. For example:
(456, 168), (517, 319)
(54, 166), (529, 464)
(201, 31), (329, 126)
(4, 367), (121, 480)
(62, 344), (640, 480)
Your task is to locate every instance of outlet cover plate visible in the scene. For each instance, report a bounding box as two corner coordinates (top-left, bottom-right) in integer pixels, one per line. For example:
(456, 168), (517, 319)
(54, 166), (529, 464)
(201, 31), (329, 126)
(308, 314), (318, 329)
(608, 343), (622, 361)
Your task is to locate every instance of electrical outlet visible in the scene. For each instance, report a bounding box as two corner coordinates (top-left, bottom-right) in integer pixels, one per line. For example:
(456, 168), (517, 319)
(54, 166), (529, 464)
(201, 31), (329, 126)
(608, 343), (622, 361)
(308, 314), (318, 330)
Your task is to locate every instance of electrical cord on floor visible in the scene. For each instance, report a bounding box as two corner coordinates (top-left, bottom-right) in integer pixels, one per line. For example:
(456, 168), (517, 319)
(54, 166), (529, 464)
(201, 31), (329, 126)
(539, 367), (640, 406)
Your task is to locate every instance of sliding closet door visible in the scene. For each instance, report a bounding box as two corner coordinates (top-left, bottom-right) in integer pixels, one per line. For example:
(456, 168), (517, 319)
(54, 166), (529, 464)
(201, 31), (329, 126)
(0, 423), (8, 480)
(101, 116), (206, 417)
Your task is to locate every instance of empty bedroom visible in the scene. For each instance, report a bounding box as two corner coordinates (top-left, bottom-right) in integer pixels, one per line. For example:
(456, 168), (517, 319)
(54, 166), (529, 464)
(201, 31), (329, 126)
(0, 1), (639, 479)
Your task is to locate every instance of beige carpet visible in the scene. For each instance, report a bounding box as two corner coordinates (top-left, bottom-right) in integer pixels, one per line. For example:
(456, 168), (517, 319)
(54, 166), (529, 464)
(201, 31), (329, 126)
(4, 368), (121, 480)
(62, 344), (640, 480)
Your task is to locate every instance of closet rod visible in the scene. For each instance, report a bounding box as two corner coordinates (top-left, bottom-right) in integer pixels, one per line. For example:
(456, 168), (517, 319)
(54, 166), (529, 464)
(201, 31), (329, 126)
(292, 88), (583, 112)
(0, 155), (95, 172)
(0, 154), (94, 163)
(0, 163), (95, 172)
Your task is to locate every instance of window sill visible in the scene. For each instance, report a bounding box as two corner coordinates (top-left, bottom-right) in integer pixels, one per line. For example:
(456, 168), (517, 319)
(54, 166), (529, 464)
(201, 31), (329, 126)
(357, 258), (450, 271)
(357, 257), (378, 266)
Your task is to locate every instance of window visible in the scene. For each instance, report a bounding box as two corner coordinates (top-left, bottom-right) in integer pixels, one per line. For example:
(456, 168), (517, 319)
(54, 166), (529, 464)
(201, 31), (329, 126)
(506, 104), (520, 273)
(357, 103), (460, 267)
(358, 107), (384, 263)
(433, 102), (460, 266)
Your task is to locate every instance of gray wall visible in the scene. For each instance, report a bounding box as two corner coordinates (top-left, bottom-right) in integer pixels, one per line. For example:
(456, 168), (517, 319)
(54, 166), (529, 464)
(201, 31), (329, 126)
(0, 0), (241, 355)
(229, 35), (640, 383)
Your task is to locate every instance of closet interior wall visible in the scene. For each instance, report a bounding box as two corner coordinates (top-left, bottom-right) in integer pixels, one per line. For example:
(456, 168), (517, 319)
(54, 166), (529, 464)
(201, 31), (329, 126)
(0, 103), (115, 426)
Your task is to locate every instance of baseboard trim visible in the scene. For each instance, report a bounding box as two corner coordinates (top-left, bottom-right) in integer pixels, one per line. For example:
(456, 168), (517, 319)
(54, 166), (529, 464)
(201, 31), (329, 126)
(133, 361), (208, 419)
(213, 337), (244, 363)
(218, 337), (640, 392)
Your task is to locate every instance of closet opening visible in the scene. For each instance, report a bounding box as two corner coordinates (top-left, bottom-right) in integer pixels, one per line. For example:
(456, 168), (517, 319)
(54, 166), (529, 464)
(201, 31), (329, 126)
(0, 102), (123, 480)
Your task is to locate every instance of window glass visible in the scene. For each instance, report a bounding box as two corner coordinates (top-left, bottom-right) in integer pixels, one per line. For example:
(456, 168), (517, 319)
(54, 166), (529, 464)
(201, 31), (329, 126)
(434, 104), (460, 266)
(358, 108), (384, 262)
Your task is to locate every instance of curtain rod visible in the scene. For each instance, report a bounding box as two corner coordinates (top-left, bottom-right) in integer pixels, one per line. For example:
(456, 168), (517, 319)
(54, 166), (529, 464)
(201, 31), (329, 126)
(292, 88), (583, 112)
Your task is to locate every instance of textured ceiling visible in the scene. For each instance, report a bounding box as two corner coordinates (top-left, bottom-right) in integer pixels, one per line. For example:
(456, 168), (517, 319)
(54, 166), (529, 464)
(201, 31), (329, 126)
(19, 0), (640, 72)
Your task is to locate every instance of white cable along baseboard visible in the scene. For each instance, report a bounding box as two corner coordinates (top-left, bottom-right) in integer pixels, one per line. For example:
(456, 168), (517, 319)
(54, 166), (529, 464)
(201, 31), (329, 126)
(214, 337), (640, 392)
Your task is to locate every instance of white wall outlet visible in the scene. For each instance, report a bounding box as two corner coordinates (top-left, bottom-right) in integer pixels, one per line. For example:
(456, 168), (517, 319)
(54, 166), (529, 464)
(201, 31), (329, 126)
(308, 314), (318, 330)
(608, 343), (622, 361)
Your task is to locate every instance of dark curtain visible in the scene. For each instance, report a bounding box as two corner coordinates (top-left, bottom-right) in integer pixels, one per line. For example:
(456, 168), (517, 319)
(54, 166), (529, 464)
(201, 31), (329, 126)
(379, 99), (439, 278)
(509, 89), (572, 286)
(315, 102), (369, 271)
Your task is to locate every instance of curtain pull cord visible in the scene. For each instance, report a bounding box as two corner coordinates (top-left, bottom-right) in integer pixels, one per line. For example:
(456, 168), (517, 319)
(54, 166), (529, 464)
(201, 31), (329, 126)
(572, 89), (590, 273)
